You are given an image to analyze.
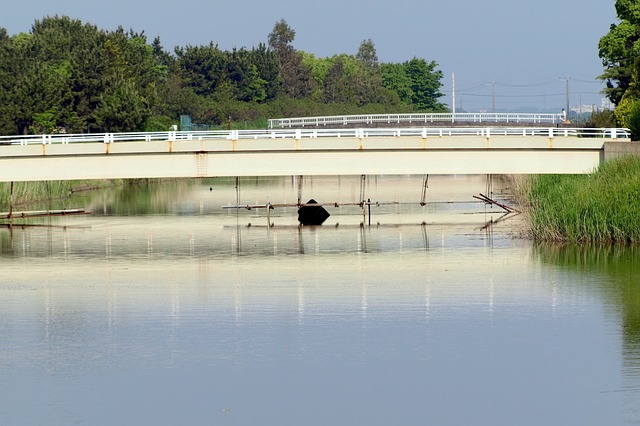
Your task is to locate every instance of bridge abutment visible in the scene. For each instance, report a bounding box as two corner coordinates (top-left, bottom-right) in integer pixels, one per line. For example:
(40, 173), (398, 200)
(604, 141), (640, 161)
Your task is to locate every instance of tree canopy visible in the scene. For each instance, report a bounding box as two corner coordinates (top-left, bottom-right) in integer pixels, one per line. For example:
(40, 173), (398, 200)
(0, 16), (446, 135)
(599, 0), (640, 124)
(597, 0), (640, 136)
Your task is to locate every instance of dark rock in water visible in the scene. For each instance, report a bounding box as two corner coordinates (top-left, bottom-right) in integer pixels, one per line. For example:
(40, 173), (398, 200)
(298, 199), (330, 226)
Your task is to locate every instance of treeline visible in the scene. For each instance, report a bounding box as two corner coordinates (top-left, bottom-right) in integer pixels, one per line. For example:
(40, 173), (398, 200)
(0, 16), (446, 135)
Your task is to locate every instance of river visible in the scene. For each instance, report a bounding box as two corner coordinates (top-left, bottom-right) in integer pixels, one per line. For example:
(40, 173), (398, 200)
(1, 175), (639, 425)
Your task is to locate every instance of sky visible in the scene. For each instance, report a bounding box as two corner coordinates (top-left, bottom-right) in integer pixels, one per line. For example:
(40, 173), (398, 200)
(2, 0), (620, 113)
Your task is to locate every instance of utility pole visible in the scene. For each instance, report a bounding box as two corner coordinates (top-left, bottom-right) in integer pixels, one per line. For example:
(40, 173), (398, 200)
(452, 73), (456, 116)
(492, 80), (495, 113)
(487, 79), (496, 113)
(560, 76), (571, 117)
(579, 93), (582, 114)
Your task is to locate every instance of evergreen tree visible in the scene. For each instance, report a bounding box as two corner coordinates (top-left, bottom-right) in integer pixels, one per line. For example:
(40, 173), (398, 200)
(268, 19), (315, 99)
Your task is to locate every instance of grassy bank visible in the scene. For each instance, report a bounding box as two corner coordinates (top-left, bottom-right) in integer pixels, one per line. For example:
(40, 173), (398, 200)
(516, 155), (640, 243)
(0, 180), (120, 210)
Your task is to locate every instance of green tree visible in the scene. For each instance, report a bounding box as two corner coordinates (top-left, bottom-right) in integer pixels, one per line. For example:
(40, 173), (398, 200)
(268, 19), (295, 52)
(94, 79), (148, 132)
(250, 43), (282, 101)
(268, 19), (315, 99)
(599, 0), (640, 105)
(28, 16), (107, 133)
(404, 58), (445, 111)
(615, 93), (636, 127)
(355, 39), (385, 104)
(155, 73), (220, 124)
(1, 16), (166, 134)
(323, 56), (349, 103)
(151, 36), (175, 69)
(175, 42), (226, 98)
(381, 58), (444, 111)
(0, 28), (16, 134)
(381, 62), (414, 104)
(226, 48), (267, 102)
(356, 39), (379, 71)
(626, 98), (640, 138)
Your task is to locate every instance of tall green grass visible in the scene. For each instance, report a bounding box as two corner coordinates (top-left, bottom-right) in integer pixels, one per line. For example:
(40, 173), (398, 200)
(0, 181), (74, 209)
(518, 155), (640, 243)
(0, 180), (117, 209)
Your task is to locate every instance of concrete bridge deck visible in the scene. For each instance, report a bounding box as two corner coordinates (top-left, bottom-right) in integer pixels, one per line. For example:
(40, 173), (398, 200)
(0, 127), (631, 182)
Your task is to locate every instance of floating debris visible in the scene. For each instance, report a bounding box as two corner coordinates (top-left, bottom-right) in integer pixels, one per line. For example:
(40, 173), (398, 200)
(0, 208), (89, 220)
(473, 193), (520, 214)
(297, 199), (330, 226)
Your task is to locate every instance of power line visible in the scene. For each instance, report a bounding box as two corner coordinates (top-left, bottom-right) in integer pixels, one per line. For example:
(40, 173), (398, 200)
(572, 78), (605, 84)
(495, 79), (560, 88)
(460, 92), (565, 98)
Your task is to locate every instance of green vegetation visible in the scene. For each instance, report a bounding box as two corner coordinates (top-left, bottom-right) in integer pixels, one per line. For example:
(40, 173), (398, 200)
(0, 16), (446, 136)
(517, 156), (640, 243)
(0, 181), (74, 209)
(0, 180), (120, 210)
(599, 0), (640, 137)
(510, 1), (640, 244)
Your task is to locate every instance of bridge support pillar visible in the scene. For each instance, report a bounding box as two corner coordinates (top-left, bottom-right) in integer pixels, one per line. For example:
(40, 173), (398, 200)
(8, 181), (13, 225)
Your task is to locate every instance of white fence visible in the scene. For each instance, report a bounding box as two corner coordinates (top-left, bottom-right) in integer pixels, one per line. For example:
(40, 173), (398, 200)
(268, 113), (566, 128)
(0, 127), (629, 146)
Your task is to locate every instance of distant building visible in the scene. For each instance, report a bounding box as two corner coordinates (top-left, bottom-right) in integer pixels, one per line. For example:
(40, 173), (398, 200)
(569, 98), (613, 114)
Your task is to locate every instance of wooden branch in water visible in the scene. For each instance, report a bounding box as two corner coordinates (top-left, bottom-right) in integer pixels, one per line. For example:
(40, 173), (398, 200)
(0, 208), (89, 220)
(473, 193), (520, 214)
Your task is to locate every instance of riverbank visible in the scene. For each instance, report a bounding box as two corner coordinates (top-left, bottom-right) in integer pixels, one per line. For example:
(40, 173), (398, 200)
(514, 155), (640, 243)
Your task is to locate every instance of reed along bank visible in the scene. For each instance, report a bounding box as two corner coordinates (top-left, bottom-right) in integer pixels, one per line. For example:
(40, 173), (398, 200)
(515, 155), (640, 243)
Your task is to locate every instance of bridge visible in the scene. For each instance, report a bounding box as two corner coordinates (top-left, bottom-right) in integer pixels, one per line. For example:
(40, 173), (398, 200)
(0, 126), (632, 183)
(267, 112), (566, 128)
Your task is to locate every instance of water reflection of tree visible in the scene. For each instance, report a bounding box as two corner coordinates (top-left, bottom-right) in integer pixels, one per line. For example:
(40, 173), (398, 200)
(535, 244), (640, 381)
(0, 228), (12, 255)
(89, 180), (190, 216)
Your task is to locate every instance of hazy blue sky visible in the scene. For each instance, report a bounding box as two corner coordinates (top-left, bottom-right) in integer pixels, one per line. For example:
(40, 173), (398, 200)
(3, 0), (619, 112)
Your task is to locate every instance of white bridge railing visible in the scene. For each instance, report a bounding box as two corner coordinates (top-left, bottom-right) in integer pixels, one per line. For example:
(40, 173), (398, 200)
(268, 113), (566, 128)
(0, 127), (630, 146)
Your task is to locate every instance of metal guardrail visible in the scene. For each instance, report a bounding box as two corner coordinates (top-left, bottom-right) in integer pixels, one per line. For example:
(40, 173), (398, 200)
(0, 127), (630, 146)
(268, 113), (566, 128)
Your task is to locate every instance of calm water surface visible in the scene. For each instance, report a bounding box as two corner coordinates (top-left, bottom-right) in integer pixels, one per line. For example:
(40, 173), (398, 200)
(1, 176), (639, 425)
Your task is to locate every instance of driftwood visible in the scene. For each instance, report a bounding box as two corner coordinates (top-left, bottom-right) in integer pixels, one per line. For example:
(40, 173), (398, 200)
(0, 208), (89, 220)
(472, 193), (520, 214)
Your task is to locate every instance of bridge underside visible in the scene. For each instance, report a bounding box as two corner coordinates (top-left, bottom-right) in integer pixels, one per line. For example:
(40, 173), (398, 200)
(0, 136), (611, 182)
